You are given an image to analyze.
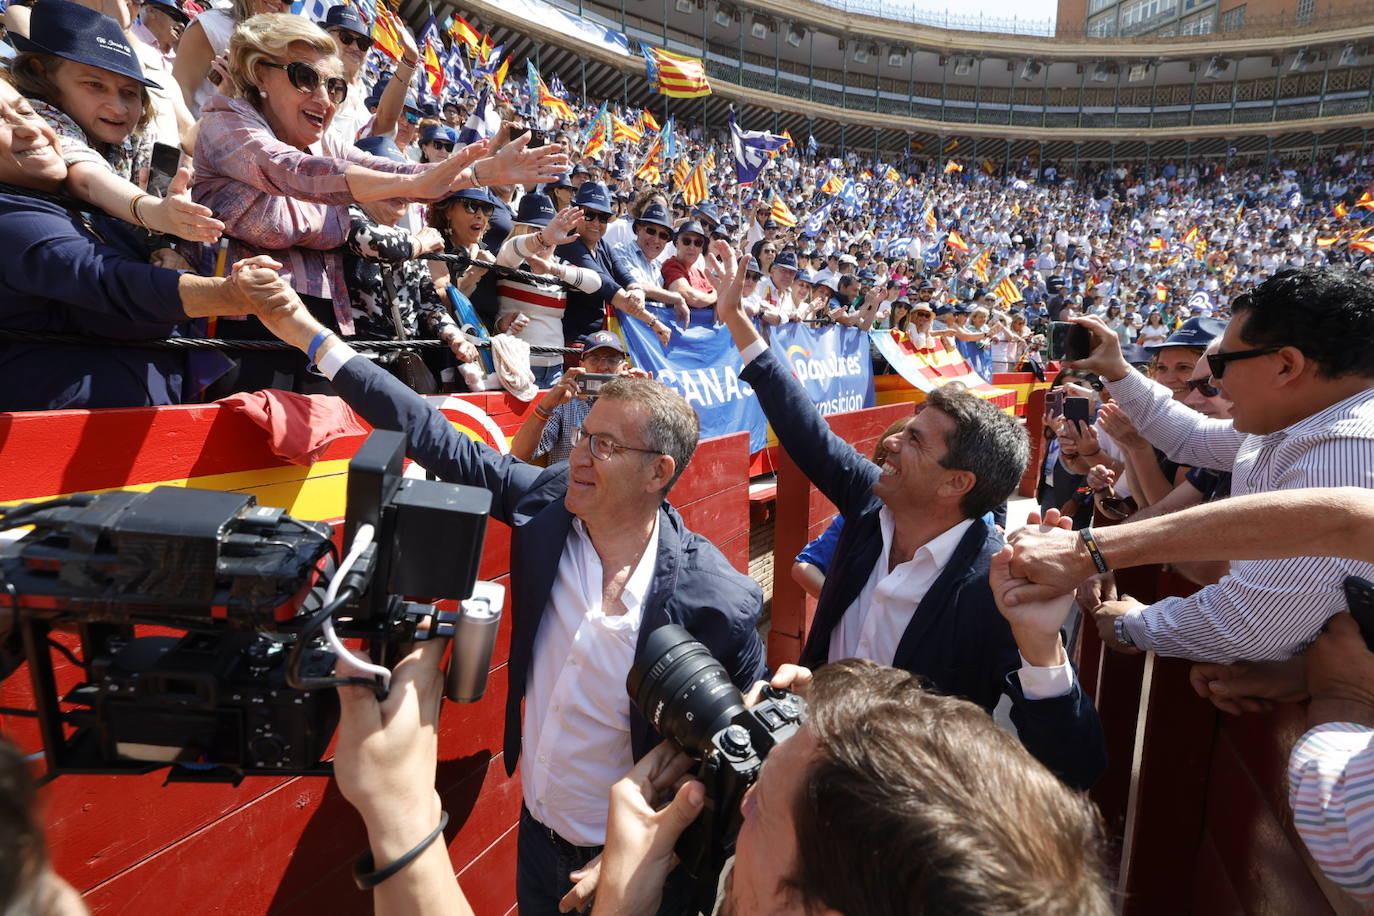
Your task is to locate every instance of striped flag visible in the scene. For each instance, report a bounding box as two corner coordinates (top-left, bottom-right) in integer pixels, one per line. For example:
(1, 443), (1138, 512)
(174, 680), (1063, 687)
(991, 270), (1022, 306)
(944, 139), (959, 152)
(681, 163), (708, 205)
(1316, 235), (1339, 248)
(1155, 281), (1168, 302)
(884, 166), (901, 183)
(860, 169), (873, 180)
(924, 203), (937, 232)
(820, 175), (843, 195)
(443, 44), (474, 99)
(968, 247), (991, 283)
(641, 108), (661, 132)
(703, 150), (716, 172)
(770, 192), (798, 228)
(780, 129), (793, 148)
(370, 7), (407, 62)
(1183, 226), (1198, 245)
(527, 62), (573, 121)
(1351, 238), (1374, 255)
(636, 131), (664, 184)
(642, 45), (711, 98)
(943, 159), (962, 174)
(1358, 190), (1374, 211)
(979, 158), (995, 175)
(583, 102), (610, 159)
(613, 114), (643, 144)
(445, 12), (480, 51)
(417, 17), (445, 103)
(1148, 237), (1165, 251)
(1335, 201), (1350, 219)
(673, 157), (691, 189)
(945, 230), (969, 254)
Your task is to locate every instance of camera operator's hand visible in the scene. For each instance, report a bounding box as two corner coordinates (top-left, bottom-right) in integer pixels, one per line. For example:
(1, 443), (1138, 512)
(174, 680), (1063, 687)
(593, 741), (703, 916)
(334, 639), (472, 916)
(1188, 658), (1308, 715)
(1306, 613), (1374, 729)
(1066, 315), (1132, 383)
(745, 664), (814, 707)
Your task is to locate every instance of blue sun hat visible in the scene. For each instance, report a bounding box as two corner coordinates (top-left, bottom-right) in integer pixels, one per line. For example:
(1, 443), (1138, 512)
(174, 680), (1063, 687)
(13, 0), (160, 88)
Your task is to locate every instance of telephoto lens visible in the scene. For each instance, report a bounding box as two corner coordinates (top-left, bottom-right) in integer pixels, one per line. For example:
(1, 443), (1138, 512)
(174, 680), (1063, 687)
(626, 623), (746, 755)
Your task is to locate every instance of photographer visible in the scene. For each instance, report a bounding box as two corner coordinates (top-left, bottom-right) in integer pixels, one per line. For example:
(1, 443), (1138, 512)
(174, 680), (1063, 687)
(592, 660), (1112, 916)
(1064, 267), (1374, 662)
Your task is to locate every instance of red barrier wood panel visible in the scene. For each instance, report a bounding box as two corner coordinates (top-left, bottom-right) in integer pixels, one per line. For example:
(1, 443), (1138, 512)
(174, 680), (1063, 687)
(0, 394), (751, 915)
(766, 403), (913, 670)
(1019, 387), (1048, 499)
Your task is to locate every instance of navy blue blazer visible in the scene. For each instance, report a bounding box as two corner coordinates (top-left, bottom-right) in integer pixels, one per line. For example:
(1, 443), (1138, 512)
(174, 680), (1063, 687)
(554, 237), (636, 344)
(740, 349), (1106, 790)
(330, 358), (767, 775)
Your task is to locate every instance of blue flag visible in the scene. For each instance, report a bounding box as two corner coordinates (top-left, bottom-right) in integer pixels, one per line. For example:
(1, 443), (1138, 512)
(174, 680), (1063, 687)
(729, 112), (788, 186)
(456, 87), (500, 146)
(618, 307), (767, 453)
(443, 44), (474, 100)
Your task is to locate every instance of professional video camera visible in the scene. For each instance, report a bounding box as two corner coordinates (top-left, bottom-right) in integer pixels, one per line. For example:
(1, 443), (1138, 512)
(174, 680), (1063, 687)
(0, 430), (500, 783)
(627, 624), (805, 911)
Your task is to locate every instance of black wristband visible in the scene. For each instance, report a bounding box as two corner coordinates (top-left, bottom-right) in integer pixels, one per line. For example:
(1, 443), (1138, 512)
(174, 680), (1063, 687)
(1080, 527), (1110, 575)
(353, 810), (449, 890)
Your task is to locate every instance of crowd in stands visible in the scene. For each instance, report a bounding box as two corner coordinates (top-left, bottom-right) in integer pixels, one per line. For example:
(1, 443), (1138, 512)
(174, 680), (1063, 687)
(7, 0), (1374, 909)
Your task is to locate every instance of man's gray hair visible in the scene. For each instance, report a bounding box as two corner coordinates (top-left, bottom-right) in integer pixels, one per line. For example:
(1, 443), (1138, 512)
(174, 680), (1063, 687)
(598, 377), (699, 494)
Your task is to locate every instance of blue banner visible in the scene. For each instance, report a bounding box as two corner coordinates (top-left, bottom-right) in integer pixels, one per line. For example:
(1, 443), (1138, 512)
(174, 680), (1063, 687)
(767, 323), (875, 416)
(618, 307), (768, 453)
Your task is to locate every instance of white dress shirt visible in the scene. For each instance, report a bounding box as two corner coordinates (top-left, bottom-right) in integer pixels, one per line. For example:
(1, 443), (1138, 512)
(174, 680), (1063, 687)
(522, 516), (660, 846)
(828, 511), (974, 665)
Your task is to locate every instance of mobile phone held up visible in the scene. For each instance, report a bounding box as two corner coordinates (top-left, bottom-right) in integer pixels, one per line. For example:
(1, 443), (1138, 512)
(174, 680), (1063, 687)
(1063, 396), (1095, 426)
(1049, 321), (1092, 363)
(1343, 575), (1374, 651)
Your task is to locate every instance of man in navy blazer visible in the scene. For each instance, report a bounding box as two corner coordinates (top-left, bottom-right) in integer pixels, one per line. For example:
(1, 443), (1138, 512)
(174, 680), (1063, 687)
(708, 243), (1105, 791)
(232, 263), (763, 916)
(555, 181), (649, 345)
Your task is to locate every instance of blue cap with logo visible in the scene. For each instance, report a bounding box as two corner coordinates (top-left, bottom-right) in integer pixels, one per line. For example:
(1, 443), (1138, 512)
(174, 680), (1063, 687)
(772, 250), (799, 271)
(634, 202), (673, 231)
(421, 124), (457, 145)
(572, 182), (614, 214)
(355, 135), (406, 163)
(582, 330), (625, 354)
(514, 193), (557, 227)
(1149, 316), (1227, 350)
(321, 3), (370, 37)
(14, 0), (160, 88)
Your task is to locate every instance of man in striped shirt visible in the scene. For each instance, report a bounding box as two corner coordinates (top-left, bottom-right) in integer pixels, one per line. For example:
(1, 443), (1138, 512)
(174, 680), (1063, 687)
(1069, 267), (1374, 662)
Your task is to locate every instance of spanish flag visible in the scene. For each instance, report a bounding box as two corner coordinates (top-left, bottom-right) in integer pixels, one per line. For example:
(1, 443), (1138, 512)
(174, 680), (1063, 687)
(1155, 281), (1168, 302)
(370, 8), (406, 63)
(1351, 238), (1374, 255)
(944, 139), (959, 153)
(681, 162), (709, 206)
(643, 46), (711, 98)
(642, 108), (661, 132)
(446, 13), (480, 52)
(1183, 226), (1198, 245)
(1316, 236), (1339, 248)
(1148, 237), (1165, 252)
(1358, 190), (1374, 211)
(943, 159), (962, 174)
(945, 230), (969, 254)
(770, 192), (798, 228)
(1335, 201), (1350, 219)
(860, 169), (873, 180)
(491, 56), (510, 94)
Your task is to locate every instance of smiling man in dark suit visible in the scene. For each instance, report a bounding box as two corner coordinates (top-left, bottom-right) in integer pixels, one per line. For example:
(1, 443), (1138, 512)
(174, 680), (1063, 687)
(230, 261), (763, 916)
(706, 242), (1105, 792)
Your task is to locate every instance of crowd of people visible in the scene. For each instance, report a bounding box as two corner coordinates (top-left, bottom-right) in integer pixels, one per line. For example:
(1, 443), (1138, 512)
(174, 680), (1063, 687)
(4, 0), (1374, 911)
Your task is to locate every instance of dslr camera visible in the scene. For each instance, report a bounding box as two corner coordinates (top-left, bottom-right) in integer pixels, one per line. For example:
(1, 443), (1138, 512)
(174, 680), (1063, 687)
(0, 430), (500, 783)
(627, 624), (805, 909)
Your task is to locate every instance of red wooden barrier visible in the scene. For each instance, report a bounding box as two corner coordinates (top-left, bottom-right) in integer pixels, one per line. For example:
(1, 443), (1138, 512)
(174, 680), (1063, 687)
(0, 395), (751, 915)
(765, 403), (913, 669)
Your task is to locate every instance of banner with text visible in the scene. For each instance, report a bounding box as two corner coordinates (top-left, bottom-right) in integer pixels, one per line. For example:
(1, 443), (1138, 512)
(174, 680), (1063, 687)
(768, 322), (875, 416)
(617, 306), (768, 453)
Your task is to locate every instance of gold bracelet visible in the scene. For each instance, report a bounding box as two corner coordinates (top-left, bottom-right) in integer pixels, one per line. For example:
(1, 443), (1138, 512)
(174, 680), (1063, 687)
(129, 193), (150, 228)
(472, 159), (484, 186)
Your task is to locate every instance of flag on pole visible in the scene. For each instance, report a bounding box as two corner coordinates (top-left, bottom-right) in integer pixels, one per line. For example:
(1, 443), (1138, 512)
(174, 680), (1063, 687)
(703, 150), (716, 172)
(641, 108), (661, 132)
(1351, 238), (1374, 255)
(807, 133), (818, 154)
(945, 230), (969, 254)
(820, 175), (843, 195)
(1155, 281), (1168, 302)
(770, 192), (798, 228)
(1194, 236), (1207, 260)
(923, 203), (937, 233)
(1183, 226), (1198, 245)
(613, 114), (643, 144)
(456, 87), (500, 146)
(729, 112), (788, 186)
(443, 44), (474, 99)
(673, 156), (691, 189)
(661, 115), (676, 160)
(1358, 190), (1374, 211)
(991, 270), (1022, 306)
(1148, 237), (1165, 251)
(943, 159), (962, 174)
(968, 247), (991, 283)
(681, 163), (708, 206)
(550, 73), (569, 99)
(370, 7), (407, 62)
(1335, 201), (1350, 219)
(636, 131), (664, 183)
(883, 166), (901, 183)
(802, 199), (832, 238)
(416, 17), (445, 103)
(1316, 235), (1339, 248)
(583, 102), (610, 159)
(780, 129), (794, 148)
(445, 13), (480, 51)
(642, 45), (711, 97)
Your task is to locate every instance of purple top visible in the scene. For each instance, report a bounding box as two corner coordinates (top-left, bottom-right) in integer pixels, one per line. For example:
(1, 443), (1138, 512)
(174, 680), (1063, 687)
(192, 95), (426, 333)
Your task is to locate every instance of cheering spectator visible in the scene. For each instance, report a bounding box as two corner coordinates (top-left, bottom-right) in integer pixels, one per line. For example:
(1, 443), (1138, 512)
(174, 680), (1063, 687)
(1066, 268), (1374, 662)
(659, 219), (717, 316)
(554, 181), (648, 351)
(173, 0), (287, 117)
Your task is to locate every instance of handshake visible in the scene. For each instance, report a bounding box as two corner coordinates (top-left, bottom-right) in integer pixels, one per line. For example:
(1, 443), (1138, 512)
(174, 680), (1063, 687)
(226, 255), (302, 329)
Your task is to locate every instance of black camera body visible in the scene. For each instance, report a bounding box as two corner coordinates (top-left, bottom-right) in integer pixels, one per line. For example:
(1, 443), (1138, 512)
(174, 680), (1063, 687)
(1, 430), (493, 783)
(628, 625), (805, 910)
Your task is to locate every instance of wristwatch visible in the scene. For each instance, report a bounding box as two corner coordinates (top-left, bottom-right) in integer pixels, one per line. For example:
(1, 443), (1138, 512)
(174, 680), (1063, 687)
(1112, 614), (1137, 649)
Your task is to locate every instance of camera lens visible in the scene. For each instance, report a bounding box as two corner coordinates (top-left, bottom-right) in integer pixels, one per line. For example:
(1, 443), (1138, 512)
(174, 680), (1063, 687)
(627, 624), (746, 755)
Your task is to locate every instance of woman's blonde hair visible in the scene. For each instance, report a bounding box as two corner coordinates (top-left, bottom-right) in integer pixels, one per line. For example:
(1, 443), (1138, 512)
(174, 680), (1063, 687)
(8, 52), (154, 137)
(229, 13), (337, 105)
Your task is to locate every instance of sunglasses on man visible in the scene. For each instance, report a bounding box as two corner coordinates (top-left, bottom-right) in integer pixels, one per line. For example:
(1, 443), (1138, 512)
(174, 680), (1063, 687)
(331, 29), (373, 51)
(1205, 347), (1280, 379)
(261, 60), (347, 104)
(639, 226), (671, 241)
(404, 110), (421, 125)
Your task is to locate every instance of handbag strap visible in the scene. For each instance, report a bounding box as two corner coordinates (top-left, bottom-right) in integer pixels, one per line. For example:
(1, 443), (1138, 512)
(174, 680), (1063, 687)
(381, 264), (411, 342)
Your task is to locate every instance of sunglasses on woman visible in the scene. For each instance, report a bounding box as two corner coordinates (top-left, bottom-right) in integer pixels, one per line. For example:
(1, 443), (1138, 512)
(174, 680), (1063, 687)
(459, 200), (495, 215)
(331, 30), (373, 51)
(581, 210), (613, 224)
(261, 61), (347, 105)
(430, 140), (455, 152)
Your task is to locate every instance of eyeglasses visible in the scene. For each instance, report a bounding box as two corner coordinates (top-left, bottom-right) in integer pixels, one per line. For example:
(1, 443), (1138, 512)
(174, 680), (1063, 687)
(572, 427), (662, 461)
(260, 61), (347, 105)
(1185, 377), (1221, 398)
(1206, 347), (1281, 379)
(677, 235), (704, 248)
(404, 110), (421, 125)
(745, 272), (762, 281)
(459, 199), (495, 215)
(430, 140), (454, 152)
(581, 210), (613, 224)
(331, 29), (373, 51)
(639, 227), (671, 241)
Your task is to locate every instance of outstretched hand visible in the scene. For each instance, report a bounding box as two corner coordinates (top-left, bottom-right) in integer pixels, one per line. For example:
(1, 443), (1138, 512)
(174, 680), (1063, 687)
(703, 240), (747, 325)
(143, 166), (225, 244)
(477, 132), (570, 188)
